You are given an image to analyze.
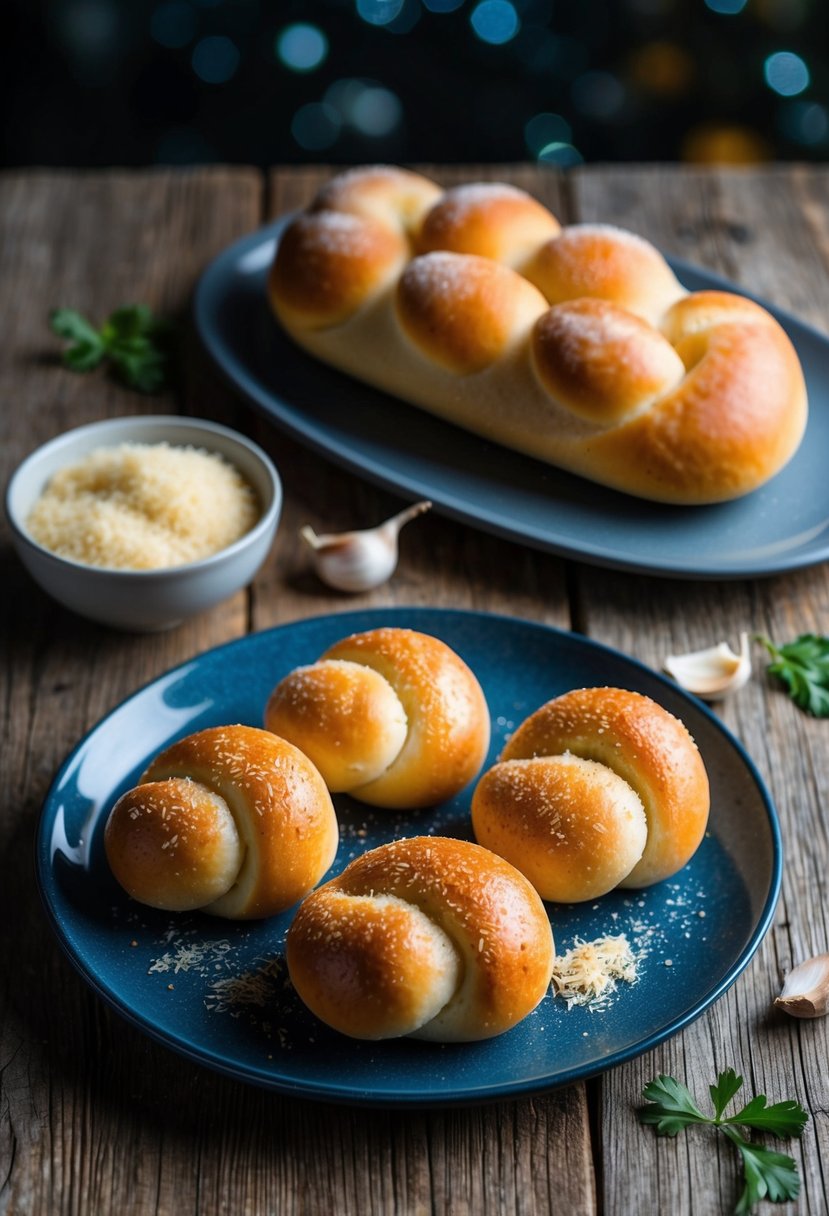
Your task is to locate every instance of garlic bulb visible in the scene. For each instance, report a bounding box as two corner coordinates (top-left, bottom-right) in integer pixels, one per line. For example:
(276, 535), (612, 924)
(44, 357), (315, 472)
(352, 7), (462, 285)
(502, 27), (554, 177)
(663, 632), (751, 700)
(775, 954), (829, 1019)
(301, 500), (432, 593)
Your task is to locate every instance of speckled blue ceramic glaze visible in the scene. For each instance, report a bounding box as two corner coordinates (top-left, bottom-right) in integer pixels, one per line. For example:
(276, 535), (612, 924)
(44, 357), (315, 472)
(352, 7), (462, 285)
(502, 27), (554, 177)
(193, 217), (829, 579)
(37, 608), (781, 1106)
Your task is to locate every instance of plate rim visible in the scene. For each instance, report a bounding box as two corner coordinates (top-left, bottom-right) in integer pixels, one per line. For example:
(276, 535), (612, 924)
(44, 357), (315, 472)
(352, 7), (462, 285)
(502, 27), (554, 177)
(36, 606), (784, 1106)
(192, 217), (829, 581)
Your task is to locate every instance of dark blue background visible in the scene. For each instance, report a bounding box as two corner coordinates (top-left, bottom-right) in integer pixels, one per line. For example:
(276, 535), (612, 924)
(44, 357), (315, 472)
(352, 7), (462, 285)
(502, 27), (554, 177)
(3, 0), (827, 168)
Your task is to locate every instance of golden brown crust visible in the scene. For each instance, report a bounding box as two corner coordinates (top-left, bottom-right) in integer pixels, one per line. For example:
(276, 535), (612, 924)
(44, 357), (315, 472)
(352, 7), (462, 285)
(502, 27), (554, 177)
(397, 252), (547, 374)
(269, 166), (808, 504)
(264, 659), (407, 792)
(583, 294), (808, 501)
(265, 627), (490, 809)
(416, 182), (561, 268)
(286, 836), (554, 1041)
(471, 755), (648, 902)
(105, 725), (339, 919)
(105, 777), (243, 912)
(311, 165), (443, 235)
(497, 687), (710, 889)
(532, 299), (685, 424)
(523, 223), (685, 322)
(319, 627), (491, 808)
(268, 211), (406, 330)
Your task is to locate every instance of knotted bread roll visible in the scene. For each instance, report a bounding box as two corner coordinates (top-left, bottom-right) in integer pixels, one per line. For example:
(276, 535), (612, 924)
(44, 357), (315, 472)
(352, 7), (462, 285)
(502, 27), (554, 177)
(264, 626), (490, 809)
(286, 836), (554, 1041)
(105, 725), (339, 919)
(269, 165), (807, 504)
(471, 687), (710, 901)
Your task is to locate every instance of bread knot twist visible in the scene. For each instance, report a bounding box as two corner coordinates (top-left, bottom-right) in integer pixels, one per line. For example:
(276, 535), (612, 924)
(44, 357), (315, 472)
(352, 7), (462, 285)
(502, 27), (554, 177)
(264, 626), (490, 809)
(104, 725), (339, 919)
(286, 836), (555, 1041)
(268, 165), (807, 503)
(472, 687), (710, 901)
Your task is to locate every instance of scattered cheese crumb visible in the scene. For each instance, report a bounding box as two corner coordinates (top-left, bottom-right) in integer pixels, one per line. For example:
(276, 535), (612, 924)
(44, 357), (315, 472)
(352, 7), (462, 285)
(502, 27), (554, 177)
(148, 939), (234, 975)
(26, 441), (259, 570)
(204, 958), (283, 1014)
(551, 933), (640, 1010)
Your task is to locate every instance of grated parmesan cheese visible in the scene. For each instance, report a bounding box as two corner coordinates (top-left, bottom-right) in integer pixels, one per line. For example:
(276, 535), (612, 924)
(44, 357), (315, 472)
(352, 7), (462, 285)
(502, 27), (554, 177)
(551, 933), (639, 1010)
(26, 441), (259, 570)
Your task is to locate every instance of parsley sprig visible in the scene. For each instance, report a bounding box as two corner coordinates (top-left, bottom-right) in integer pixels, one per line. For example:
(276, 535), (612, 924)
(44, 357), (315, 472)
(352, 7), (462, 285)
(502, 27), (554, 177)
(639, 1069), (807, 1214)
(50, 304), (173, 393)
(755, 633), (829, 717)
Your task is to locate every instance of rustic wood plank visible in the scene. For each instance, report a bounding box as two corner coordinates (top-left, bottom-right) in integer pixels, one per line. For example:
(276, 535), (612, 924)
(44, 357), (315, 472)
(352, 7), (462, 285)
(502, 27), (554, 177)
(5, 160), (829, 1216)
(0, 167), (262, 1216)
(570, 164), (829, 1216)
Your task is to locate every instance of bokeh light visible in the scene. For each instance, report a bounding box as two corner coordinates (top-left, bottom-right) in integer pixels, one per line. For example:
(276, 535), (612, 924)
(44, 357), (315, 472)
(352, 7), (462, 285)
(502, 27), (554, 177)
(764, 51), (810, 97)
(351, 87), (403, 135)
(323, 78), (404, 139)
(6, 0), (829, 170)
(704, 0), (748, 15)
(151, 2), (197, 50)
(470, 1), (520, 46)
(683, 123), (771, 164)
(627, 41), (694, 97)
(53, 0), (126, 84)
(191, 35), (240, 84)
(356, 0), (406, 26)
(537, 142), (583, 167)
(291, 102), (342, 150)
(777, 100), (829, 146)
(524, 112), (572, 156)
(276, 24), (328, 72)
(384, 0), (423, 34)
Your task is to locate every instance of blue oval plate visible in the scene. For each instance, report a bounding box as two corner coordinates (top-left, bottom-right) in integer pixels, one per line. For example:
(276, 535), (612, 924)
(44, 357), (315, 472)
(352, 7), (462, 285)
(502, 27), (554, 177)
(37, 608), (781, 1106)
(193, 218), (829, 580)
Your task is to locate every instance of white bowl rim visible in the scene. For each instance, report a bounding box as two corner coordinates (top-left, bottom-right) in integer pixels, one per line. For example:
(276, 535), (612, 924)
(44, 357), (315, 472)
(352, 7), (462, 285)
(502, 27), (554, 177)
(4, 414), (282, 579)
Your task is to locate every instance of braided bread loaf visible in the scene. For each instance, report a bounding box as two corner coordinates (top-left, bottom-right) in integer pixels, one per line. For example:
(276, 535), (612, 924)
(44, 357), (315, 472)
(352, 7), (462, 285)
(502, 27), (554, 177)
(264, 626), (490, 809)
(471, 687), (710, 902)
(286, 836), (554, 1041)
(268, 165), (807, 505)
(104, 725), (339, 918)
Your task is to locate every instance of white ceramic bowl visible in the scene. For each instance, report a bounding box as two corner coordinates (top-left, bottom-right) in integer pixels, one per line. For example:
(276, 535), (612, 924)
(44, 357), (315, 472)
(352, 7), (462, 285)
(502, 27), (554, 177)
(5, 415), (282, 631)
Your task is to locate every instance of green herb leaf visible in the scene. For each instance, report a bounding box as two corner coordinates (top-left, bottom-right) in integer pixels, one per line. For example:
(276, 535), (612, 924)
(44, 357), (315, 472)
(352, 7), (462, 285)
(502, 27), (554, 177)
(50, 308), (106, 373)
(49, 303), (173, 393)
(756, 633), (829, 717)
(112, 350), (167, 393)
(726, 1094), (809, 1139)
(723, 1126), (802, 1213)
(640, 1070), (807, 1214)
(104, 304), (158, 340)
(63, 340), (106, 372)
(49, 308), (104, 347)
(638, 1074), (710, 1135)
(710, 1068), (744, 1120)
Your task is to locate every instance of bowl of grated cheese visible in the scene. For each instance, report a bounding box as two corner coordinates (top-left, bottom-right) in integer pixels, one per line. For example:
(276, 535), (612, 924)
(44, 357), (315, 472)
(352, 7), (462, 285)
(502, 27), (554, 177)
(5, 415), (282, 630)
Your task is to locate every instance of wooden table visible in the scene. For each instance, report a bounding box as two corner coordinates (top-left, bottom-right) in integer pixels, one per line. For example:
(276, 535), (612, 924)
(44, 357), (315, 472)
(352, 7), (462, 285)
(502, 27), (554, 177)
(2, 163), (829, 1215)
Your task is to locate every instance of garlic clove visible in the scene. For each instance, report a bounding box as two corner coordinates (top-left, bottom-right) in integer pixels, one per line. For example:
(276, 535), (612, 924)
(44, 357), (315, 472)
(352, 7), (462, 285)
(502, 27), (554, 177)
(774, 953), (829, 1019)
(301, 500), (432, 593)
(663, 632), (751, 700)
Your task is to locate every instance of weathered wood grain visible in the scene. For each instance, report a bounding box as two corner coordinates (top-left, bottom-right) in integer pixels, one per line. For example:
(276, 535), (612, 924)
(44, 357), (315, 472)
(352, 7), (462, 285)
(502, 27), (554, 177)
(571, 163), (829, 1216)
(3, 162), (829, 1216)
(0, 168), (262, 1216)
